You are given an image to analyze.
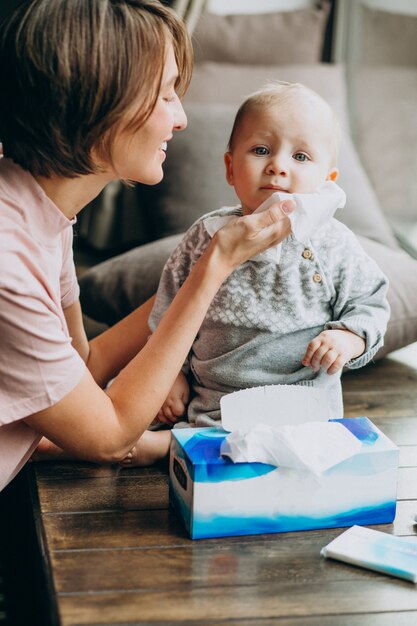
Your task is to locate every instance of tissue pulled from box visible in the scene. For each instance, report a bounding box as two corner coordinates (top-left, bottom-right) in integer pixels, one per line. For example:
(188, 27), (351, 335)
(220, 384), (331, 432)
(219, 384), (361, 474)
(221, 421), (362, 475)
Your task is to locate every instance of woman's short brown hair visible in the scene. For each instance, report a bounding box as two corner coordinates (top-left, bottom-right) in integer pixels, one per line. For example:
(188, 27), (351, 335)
(0, 0), (193, 177)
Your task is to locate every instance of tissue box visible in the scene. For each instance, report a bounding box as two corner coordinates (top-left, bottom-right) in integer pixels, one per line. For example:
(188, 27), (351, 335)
(169, 418), (398, 539)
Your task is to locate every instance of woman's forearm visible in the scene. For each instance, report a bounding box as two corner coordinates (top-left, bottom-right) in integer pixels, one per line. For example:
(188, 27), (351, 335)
(86, 296), (156, 388)
(106, 242), (227, 433)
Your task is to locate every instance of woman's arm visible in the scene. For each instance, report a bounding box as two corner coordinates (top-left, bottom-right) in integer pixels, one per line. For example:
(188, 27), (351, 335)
(64, 296), (155, 387)
(89, 298), (156, 387)
(24, 203), (293, 463)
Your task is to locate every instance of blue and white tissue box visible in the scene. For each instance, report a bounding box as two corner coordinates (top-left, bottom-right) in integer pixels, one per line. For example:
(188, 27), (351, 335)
(169, 387), (398, 539)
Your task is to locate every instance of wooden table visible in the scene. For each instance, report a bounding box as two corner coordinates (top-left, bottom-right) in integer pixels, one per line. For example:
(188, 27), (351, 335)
(29, 344), (417, 626)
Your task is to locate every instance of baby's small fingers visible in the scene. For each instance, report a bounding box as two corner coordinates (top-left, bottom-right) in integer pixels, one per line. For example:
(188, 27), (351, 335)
(326, 354), (346, 375)
(302, 338), (322, 366)
(154, 409), (173, 425)
(158, 401), (172, 421)
(170, 397), (186, 418)
(181, 387), (190, 404)
(319, 349), (339, 372)
(309, 344), (329, 371)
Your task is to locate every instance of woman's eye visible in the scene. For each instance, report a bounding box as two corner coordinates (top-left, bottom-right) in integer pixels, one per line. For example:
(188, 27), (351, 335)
(253, 146), (269, 156)
(293, 152), (309, 162)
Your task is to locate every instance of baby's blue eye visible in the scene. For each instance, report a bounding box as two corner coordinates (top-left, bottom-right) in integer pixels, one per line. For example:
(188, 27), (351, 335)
(293, 152), (308, 162)
(253, 146), (269, 156)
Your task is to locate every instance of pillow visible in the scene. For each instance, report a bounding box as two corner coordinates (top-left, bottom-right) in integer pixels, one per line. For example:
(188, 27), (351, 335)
(350, 66), (417, 224)
(80, 234), (182, 326)
(79, 232), (417, 361)
(186, 62), (350, 128)
(361, 6), (417, 67)
(358, 236), (417, 360)
(192, 4), (331, 65)
(336, 132), (397, 246)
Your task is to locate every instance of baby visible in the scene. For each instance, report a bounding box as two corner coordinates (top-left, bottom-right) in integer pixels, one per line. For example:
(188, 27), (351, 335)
(125, 82), (390, 464)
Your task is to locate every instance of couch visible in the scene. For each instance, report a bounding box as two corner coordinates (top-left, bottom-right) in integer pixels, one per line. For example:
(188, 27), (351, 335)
(79, 2), (417, 360)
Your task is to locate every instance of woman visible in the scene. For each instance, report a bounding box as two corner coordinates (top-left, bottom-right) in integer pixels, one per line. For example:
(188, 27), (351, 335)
(0, 0), (293, 490)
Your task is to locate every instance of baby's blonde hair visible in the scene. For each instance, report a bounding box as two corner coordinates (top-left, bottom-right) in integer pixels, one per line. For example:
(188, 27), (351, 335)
(227, 81), (341, 165)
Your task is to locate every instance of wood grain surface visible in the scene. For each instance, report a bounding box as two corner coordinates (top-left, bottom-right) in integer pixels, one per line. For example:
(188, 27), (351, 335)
(31, 343), (417, 626)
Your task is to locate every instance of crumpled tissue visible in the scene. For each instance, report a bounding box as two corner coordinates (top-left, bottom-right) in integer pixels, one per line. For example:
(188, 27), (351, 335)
(219, 384), (361, 475)
(203, 180), (346, 264)
(220, 421), (362, 475)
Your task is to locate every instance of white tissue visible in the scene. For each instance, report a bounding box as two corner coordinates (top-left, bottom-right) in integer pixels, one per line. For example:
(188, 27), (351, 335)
(220, 384), (360, 475)
(290, 181), (346, 244)
(221, 384), (330, 432)
(221, 421), (362, 475)
(203, 181), (346, 264)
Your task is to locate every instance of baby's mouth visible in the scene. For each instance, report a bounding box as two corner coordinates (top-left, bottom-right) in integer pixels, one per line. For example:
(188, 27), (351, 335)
(261, 184), (288, 192)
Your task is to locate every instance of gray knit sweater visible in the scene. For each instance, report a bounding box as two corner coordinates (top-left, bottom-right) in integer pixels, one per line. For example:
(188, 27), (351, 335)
(149, 206), (390, 425)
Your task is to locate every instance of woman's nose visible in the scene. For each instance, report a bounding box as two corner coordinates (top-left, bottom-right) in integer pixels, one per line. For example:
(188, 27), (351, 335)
(173, 98), (187, 131)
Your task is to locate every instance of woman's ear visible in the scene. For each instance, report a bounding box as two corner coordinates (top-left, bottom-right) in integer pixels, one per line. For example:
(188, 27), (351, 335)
(224, 152), (234, 186)
(327, 167), (339, 182)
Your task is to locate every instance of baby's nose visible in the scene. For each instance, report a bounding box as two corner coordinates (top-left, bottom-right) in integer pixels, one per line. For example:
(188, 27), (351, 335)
(266, 157), (288, 176)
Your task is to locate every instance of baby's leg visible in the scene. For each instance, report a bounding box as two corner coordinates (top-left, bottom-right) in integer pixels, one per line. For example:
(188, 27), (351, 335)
(120, 430), (172, 467)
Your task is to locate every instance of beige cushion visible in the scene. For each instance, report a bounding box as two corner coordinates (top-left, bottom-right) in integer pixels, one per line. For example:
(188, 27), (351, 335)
(358, 236), (417, 359)
(350, 66), (417, 224)
(192, 4), (331, 65)
(361, 7), (417, 67)
(185, 62), (351, 130)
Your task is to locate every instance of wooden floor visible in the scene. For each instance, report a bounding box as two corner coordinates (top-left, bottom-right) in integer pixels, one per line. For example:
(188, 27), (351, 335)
(29, 343), (417, 626)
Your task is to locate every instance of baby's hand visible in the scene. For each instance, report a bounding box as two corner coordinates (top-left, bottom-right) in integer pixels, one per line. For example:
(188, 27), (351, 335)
(157, 371), (190, 425)
(302, 329), (366, 375)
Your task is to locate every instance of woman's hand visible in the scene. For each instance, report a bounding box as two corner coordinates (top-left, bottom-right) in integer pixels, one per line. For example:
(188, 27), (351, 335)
(211, 199), (295, 273)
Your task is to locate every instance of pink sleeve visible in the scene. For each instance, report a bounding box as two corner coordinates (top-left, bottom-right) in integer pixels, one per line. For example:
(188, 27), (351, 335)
(60, 225), (80, 309)
(0, 267), (86, 425)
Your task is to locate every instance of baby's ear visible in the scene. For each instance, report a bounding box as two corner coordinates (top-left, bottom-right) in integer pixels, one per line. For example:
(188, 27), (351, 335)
(224, 152), (234, 186)
(327, 167), (339, 182)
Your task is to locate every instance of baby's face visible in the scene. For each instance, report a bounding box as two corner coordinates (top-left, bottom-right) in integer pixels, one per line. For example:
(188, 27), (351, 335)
(224, 97), (338, 215)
